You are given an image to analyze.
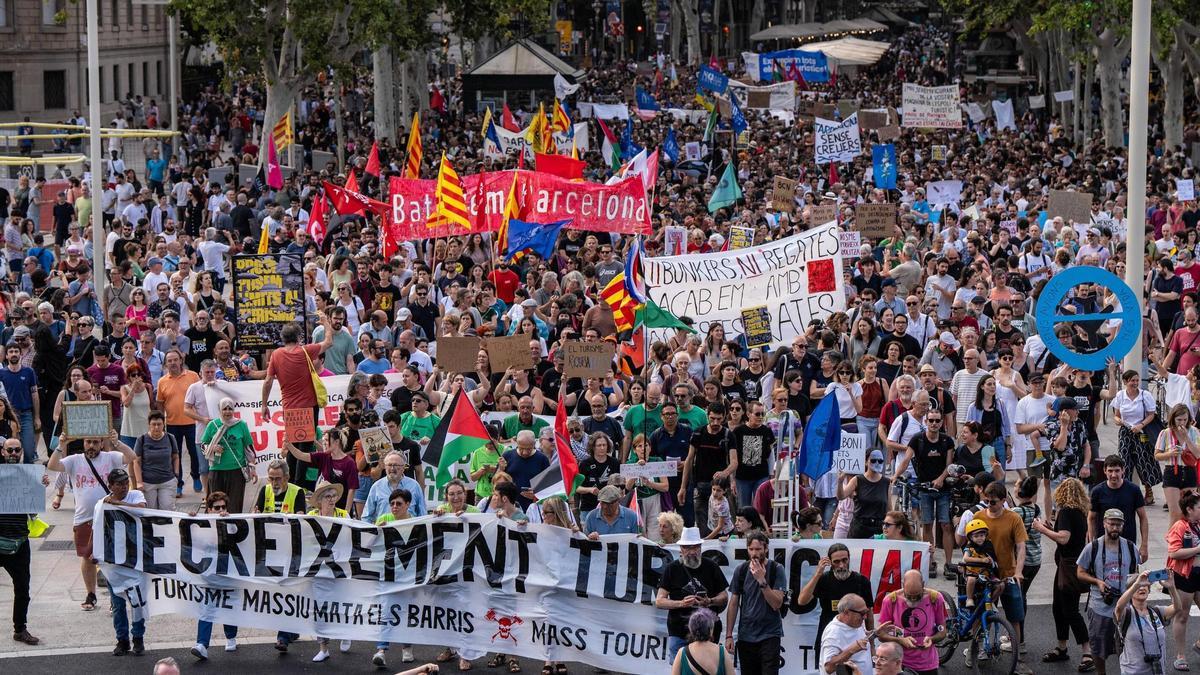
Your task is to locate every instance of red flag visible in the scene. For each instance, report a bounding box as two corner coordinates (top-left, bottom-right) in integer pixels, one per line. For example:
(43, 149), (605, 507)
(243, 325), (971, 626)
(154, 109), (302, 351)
(266, 134), (283, 190)
(308, 194), (329, 245)
(829, 163), (840, 188)
(501, 103), (520, 132)
(830, 65), (838, 88)
(345, 169), (360, 194)
(709, 54), (720, 71)
(430, 87), (446, 113)
(787, 62), (807, 91)
(534, 152), (586, 180)
(622, 487), (643, 529)
(364, 140), (381, 177)
(322, 180), (386, 217)
(517, 149), (526, 170)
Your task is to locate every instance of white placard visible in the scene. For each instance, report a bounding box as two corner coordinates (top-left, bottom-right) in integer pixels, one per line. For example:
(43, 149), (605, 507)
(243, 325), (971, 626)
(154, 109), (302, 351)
(0, 464), (45, 513)
(832, 433), (868, 475)
(619, 459), (680, 480)
(1028, 95), (1046, 110)
(901, 83), (962, 128)
(1053, 90), (1075, 103)
(1178, 179), (1195, 202)
(813, 113), (862, 164)
(927, 180), (963, 207)
(664, 225), (688, 256)
(991, 99), (1015, 131)
(839, 230), (861, 257)
(684, 142), (702, 162)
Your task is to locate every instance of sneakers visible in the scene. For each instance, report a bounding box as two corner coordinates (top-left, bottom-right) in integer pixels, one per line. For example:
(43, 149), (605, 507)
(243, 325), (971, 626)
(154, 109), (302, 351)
(373, 650), (388, 668)
(340, 640), (352, 653)
(132, 637), (144, 655)
(930, 561), (939, 577)
(176, 486), (183, 497)
(12, 630), (39, 646)
(313, 649), (331, 663)
(113, 640), (131, 656)
(402, 647), (415, 663)
(225, 638), (238, 652)
(191, 644), (209, 660)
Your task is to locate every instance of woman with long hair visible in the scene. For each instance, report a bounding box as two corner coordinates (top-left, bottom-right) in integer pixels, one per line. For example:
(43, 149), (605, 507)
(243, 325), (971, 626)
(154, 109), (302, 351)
(1033, 477), (1093, 670)
(848, 318), (878, 369)
(334, 281), (366, 333)
(191, 271), (221, 313)
(1166, 491), (1200, 670)
(992, 347), (1027, 475)
(125, 288), (151, 340)
(701, 324), (727, 375)
(1154, 403), (1200, 523)
(625, 433), (668, 541)
(877, 340), (904, 385)
(119, 365), (153, 449)
(966, 374), (1012, 470)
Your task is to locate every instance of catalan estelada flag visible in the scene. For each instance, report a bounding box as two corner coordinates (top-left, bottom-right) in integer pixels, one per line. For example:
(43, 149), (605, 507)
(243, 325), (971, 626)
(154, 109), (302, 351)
(427, 153), (471, 230)
(601, 272), (638, 332)
(272, 111), (293, 151)
(551, 99), (571, 133)
(404, 112), (422, 179)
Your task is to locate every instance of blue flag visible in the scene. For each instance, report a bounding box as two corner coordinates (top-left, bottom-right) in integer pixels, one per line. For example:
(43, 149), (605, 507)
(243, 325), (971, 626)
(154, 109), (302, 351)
(620, 121), (642, 159)
(795, 393), (842, 480)
(730, 95), (748, 135)
(872, 144), (897, 190)
(697, 66), (729, 94)
(504, 219), (569, 262)
(662, 128), (680, 163)
(635, 87), (660, 112)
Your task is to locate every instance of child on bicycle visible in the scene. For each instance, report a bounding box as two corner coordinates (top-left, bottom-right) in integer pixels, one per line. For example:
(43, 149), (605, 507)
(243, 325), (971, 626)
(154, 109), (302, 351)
(961, 518), (998, 608)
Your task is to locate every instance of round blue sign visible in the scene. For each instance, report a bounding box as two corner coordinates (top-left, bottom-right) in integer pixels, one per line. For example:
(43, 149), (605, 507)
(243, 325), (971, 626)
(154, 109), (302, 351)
(1033, 266), (1140, 371)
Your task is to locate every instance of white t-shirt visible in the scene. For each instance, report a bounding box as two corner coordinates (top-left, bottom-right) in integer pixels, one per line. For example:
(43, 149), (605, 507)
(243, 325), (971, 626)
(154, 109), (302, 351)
(1113, 389), (1155, 426)
(184, 381), (214, 438)
(60, 451), (127, 525)
(1014, 393), (1051, 456)
(819, 618), (872, 675)
(196, 241), (231, 278)
(115, 182), (136, 214)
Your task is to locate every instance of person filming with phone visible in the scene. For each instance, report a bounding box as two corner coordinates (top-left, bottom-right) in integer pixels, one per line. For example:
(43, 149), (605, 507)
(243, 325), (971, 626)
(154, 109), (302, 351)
(1115, 571), (1176, 675)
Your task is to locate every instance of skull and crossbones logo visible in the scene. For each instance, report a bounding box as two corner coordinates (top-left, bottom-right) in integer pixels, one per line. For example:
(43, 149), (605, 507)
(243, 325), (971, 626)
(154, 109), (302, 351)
(485, 609), (523, 644)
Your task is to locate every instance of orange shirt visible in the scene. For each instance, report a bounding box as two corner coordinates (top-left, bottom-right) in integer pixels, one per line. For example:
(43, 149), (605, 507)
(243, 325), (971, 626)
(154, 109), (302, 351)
(156, 369), (200, 426)
(266, 343), (323, 410)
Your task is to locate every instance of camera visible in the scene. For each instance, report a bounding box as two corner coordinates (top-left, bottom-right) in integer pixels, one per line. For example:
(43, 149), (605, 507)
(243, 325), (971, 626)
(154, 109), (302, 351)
(1145, 654), (1162, 664)
(1101, 587), (1119, 605)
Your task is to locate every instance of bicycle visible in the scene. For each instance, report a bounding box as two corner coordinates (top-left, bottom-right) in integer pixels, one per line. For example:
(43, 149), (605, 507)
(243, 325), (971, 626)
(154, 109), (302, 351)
(935, 573), (1019, 674)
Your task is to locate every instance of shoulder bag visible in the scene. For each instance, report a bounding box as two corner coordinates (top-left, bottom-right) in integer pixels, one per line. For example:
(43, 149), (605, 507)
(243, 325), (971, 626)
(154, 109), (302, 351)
(302, 346), (328, 408)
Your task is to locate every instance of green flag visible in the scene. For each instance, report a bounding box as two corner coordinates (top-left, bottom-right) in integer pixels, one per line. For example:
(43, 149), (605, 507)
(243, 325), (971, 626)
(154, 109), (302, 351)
(637, 296), (696, 333)
(707, 163), (742, 213)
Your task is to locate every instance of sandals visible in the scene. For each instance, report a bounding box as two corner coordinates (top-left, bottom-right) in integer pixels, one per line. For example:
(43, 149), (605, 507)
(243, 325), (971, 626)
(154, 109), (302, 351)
(437, 649), (456, 662)
(1078, 654), (1096, 672)
(541, 666), (554, 675)
(508, 658), (521, 673)
(1043, 647), (1069, 662)
(459, 659), (473, 671)
(1175, 656), (1190, 671)
(81, 592), (97, 611)
(555, 665), (567, 675)
(486, 655), (507, 669)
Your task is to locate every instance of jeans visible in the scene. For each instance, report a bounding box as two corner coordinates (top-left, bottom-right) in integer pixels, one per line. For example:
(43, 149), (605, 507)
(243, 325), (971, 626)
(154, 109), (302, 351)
(735, 636), (781, 675)
(992, 435), (1007, 467)
(119, 435), (137, 451)
(277, 631), (299, 645)
(167, 424), (199, 485)
(0, 538), (31, 632)
(109, 580), (145, 641)
(142, 481), (176, 511)
(857, 416), (881, 450)
(667, 635), (688, 661)
(735, 477), (768, 511)
(196, 621), (237, 647)
(16, 409), (35, 463)
(815, 497), (838, 530)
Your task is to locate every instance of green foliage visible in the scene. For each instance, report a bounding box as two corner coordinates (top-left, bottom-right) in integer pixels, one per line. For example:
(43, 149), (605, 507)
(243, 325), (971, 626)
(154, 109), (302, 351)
(442, 0), (551, 42)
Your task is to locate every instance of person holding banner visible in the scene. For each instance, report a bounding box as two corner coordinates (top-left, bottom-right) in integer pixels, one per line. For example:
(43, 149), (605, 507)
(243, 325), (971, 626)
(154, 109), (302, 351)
(190, 491), (240, 661)
(261, 316), (336, 490)
(0, 436), (48, 646)
(199, 397), (257, 513)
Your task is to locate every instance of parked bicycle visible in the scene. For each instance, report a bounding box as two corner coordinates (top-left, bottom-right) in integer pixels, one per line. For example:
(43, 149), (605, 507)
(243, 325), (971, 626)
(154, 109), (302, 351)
(935, 572), (1019, 674)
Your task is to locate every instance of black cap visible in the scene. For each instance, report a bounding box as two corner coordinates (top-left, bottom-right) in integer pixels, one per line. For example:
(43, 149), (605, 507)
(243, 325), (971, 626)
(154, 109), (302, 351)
(107, 467), (130, 483)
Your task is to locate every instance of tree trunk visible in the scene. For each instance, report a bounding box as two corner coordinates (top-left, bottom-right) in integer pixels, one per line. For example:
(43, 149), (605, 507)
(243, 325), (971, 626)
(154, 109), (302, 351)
(1082, 59), (1093, 143)
(1093, 29), (1127, 148)
(373, 46), (397, 144)
(749, 0), (764, 49)
(670, 10), (681, 61)
(672, 0), (700, 65)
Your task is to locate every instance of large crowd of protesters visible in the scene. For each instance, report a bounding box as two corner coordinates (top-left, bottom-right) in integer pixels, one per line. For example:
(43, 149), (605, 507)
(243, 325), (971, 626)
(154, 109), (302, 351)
(4, 20), (1200, 675)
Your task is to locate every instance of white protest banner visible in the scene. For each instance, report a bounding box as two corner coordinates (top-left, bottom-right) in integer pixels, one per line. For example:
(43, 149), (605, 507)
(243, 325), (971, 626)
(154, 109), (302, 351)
(665, 109), (709, 125)
(1178, 179), (1195, 202)
(832, 433), (867, 475)
(901, 83), (962, 128)
(664, 225), (688, 256)
(642, 222), (845, 350)
(619, 460), (679, 480)
(728, 80), (797, 111)
(487, 123), (589, 160)
(926, 180), (963, 207)
(582, 102), (631, 120)
(813, 113), (861, 165)
(839, 230), (861, 258)
(1028, 95), (1046, 110)
(203, 374), (404, 479)
(992, 99), (1015, 131)
(96, 506), (929, 675)
(964, 102), (986, 124)
(1053, 90), (1074, 103)
(0, 464), (45, 513)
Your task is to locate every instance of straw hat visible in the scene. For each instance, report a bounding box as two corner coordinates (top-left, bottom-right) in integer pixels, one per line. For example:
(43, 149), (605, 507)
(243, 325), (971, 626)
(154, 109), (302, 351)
(308, 480), (344, 509)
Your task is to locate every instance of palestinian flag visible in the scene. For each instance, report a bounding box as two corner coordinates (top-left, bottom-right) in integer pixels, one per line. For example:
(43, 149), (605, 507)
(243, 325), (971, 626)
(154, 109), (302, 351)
(597, 119), (622, 172)
(530, 397), (584, 500)
(421, 388), (491, 490)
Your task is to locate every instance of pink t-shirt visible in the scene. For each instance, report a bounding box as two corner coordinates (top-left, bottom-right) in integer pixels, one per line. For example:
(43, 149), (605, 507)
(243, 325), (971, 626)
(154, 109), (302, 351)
(877, 590), (947, 672)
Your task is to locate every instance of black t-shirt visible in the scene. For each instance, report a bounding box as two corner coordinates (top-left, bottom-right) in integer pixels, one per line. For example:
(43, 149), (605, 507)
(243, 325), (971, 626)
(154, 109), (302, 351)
(908, 433), (955, 483)
(692, 426), (732, 482)
(808, 571), (874, 644)
(1089, 480), (1145, 543)
(373, 283), (404, 323)
(659, 559), (730, 638)
(408, 300), (439, 344)
(389, 384), (421, 414)
(852, 273), (883, 296)
(1065, 384), (1099, 438)
(732, 425), (775, 480)
(719, 382), (748, 402)
(1054, 506), (1088, 564)
(1155, 274), (1184, 321)
(954, 444), (986, 476)
(183, 326), (220, 372)
(391, 436), (422, 481)
(577, 456), (620, 513)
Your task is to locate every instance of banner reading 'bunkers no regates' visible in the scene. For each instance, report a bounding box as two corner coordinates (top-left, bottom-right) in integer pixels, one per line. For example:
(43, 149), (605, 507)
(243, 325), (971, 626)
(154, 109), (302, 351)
(641, 222), (845, 350)
(95, 506), (926, 675)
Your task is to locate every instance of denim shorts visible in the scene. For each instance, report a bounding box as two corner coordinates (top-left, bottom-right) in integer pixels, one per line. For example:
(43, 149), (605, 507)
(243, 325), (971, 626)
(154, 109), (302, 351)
(354, 474), (375, 503)
(916, 490), (951, 525)
(998, 577), (1026, 623)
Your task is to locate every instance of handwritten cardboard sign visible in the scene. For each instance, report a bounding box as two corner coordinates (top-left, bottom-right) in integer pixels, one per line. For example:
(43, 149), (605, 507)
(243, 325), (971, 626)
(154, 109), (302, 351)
(486, 332), (537, 373)
(1178, 179), (1195, 202)
(283, 408), (315, 443)
(876, 124), (901, 141)
(619, 459), (680, 480)
(808, 204), (838, 226)
(358, 427), (391, 466)
(859, 109), (889, 130)
(63, 401), (112, 439)
(0, 464), (45, 513)
(1049, 190), (1093, 225)
(837, 99), (858, 119)
(741, 305), (774, 348)
(437, 336), (482, 374)
(563, 341), (615, 378)
(771, 176), (796, 212)
(833, 433), (868, 474)
(855, 203), (897, 239)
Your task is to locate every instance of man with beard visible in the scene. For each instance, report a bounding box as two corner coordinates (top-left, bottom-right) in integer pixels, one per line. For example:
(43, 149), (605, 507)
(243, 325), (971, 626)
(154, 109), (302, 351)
(0, 344), (38, 462)
(796, 543), (874, 648)
(656, 527), (730, 656)
(0, 437), (49, 645)
(725, 531), (787, 675)
(1076, 509), (1140, 675)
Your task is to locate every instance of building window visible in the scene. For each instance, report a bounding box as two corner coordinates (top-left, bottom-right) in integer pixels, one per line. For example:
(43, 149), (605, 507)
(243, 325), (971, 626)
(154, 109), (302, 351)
(142, 62), (148, 96)
(110, 0), (118, 28)
(0, 72), (13, 111)
(127, 63), (134, 96)
(0, 0), (10, 27)
(112, 64), (119, 101)
(156, 61), (162, 96)
(126, 0), (132, 25)
(44, 70), (67, 109)
(43, 0), (66, 25)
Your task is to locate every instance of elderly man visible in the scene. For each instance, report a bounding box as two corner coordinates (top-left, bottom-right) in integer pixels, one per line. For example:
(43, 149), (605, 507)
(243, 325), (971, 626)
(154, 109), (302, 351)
(500, 429), (550, 508)
(502, 396), (548, 441)
(656, 527), (730, 656)
(872, 642), (906, 675)
(584, 485), (640, 537)
(252, 459), (306, 514)
(0, 437), (49, 645)
(878, 570), (947, 674)
(796, 542), (874, 648)
(363, 450), (426, 524)
(819, 593), (885, 675)
(583, 393), (624, 455)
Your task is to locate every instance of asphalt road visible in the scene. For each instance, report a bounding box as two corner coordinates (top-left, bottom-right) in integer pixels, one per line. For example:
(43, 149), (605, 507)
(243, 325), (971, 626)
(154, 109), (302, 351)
(0, 605), (1176, 674)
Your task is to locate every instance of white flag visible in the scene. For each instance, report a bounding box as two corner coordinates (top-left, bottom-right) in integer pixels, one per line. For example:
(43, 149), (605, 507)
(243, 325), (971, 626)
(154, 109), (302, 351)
(554, 73), (580, 99)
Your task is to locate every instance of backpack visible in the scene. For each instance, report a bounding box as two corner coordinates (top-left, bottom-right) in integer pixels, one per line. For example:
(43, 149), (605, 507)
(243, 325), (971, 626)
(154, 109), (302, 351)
(1084, 536), (1138, 581)
(1115, 604), (1166, 660)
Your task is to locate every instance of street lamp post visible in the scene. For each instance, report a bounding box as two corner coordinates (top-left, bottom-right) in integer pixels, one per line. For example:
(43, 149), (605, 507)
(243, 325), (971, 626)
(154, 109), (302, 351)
(1124, 0), (1150, 372)
(86, 0), (105, 310)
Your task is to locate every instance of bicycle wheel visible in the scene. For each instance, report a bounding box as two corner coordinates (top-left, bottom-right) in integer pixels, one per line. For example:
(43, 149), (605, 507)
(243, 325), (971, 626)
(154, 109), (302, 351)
(975, 614), (1018, 675)
(936, 595), (960, 666)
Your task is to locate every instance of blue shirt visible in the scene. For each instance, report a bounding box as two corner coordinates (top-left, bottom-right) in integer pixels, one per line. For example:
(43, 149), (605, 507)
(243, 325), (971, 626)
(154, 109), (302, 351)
(147, 158), (167, 182)
(363, 474), (426, 524)
(356, 358), (391, 375)
(0, 366), (37, 411)
(501, 449), (550, 507)
(583, 505), (641, 535)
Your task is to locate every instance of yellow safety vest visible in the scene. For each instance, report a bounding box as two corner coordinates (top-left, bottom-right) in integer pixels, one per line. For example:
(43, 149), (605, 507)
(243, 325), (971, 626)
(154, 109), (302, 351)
(262, 483), (303, 514)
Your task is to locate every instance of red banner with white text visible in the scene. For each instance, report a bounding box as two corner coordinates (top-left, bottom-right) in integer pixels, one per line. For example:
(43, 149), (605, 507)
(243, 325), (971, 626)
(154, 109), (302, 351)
(387, 170), (651, 239)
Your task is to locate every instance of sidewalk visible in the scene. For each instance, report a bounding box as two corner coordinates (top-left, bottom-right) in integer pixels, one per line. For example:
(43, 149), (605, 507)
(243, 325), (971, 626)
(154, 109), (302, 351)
(0, 419), (1170, 656)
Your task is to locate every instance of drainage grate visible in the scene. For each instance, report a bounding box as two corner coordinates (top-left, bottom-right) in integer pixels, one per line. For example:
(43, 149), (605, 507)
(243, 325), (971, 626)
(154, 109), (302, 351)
(40, 539), (74, 551)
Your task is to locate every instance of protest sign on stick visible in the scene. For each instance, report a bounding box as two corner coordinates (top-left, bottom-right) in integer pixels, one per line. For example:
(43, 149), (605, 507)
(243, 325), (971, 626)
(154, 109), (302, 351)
(64, 401), (112, 439)
(563, 341), (616, 378)
(901, 83), (963, 128)
(855, 203), (897, 239)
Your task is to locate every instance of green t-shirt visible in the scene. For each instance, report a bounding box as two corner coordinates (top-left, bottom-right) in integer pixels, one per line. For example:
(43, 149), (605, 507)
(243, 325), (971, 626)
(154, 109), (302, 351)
(200, 419), (254, 471)
(623, 404), (663, 439)
(313, 326), (357, 376)
(469, 444), (502, 498)
(677, 405), (708, 432)
(625, 453), (665, 499)
(375, 513), (411, 525)
(502, 413), (548, 440)
(400, 412), (441, 443)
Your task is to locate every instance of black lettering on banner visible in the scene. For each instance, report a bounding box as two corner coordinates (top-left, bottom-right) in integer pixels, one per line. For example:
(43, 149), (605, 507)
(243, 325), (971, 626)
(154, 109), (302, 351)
(141, 515), (176, 575)
(103, 508), (139, 566)
(304, 518), (346, 578)
(382, 521), (428, 583)
(788, 546), (821, 615)
(507, 527), (536, 593)
(253, 516), (285, 577)
(287, 517), (304, 576)
(640, 545), (673, 605)
(602, 542), (639, 603)
(179, 518), (213, 573)
(461, 520), (506, 588)
(348, 525), (381, 581)
(216, 518), (251, 576)
(570, 537), (602, 598)
(429, 519), (463, 585)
